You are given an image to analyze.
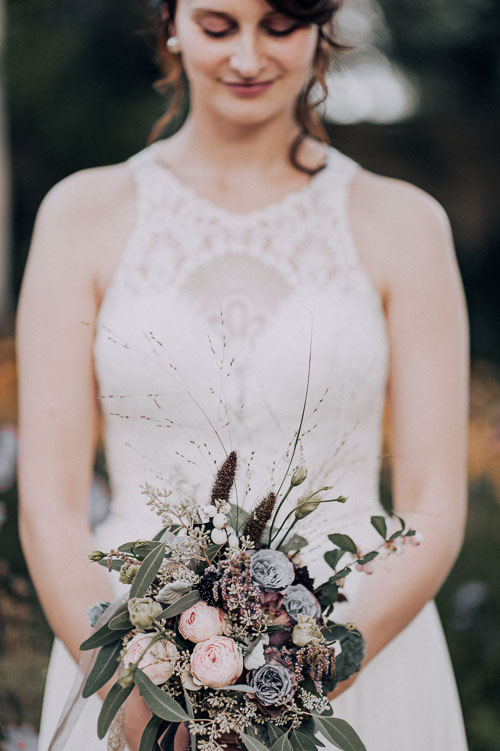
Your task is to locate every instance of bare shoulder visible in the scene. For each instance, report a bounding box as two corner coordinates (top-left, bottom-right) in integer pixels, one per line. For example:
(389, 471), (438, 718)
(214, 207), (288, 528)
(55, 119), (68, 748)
(348, 168), (456, 302)
(32, 161), (136, 303)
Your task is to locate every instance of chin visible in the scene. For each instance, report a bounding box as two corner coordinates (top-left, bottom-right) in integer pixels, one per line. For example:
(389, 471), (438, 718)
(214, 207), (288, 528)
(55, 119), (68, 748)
(211, 96), (290, 129)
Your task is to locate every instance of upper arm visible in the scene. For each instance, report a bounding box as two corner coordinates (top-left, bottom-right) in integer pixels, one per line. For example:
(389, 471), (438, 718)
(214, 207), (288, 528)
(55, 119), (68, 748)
(350, 173), (469, 536)
(16, 165), (135, 520)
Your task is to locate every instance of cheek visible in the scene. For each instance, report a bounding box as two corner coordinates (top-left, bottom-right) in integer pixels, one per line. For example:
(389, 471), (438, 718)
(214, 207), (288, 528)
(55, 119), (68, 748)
(275, 30), (318, 76)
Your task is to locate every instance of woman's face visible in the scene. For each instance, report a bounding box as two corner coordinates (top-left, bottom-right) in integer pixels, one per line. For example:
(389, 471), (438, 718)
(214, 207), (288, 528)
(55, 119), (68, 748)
(172, 0), (319, 126)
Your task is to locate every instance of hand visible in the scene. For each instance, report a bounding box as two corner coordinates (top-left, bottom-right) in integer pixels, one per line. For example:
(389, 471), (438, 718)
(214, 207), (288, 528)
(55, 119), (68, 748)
(173, 724), (241, 751)
(327, 672), (358, 702)
(124, 687), (153, 751)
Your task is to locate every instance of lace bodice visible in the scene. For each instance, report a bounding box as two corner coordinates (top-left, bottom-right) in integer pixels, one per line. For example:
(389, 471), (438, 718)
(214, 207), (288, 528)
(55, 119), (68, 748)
(92, 141), (389, 587)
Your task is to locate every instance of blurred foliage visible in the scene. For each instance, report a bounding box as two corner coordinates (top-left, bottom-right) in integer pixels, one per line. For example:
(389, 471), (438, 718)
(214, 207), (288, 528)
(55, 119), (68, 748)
(377, 0), (500, 112)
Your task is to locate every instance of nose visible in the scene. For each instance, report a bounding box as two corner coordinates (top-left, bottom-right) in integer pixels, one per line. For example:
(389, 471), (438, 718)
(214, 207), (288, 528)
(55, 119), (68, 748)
(229, 30), (265, 79)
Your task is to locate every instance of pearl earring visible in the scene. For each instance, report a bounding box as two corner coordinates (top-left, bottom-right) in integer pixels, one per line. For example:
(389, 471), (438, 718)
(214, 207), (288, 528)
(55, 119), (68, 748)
(166, 36), (181, 54)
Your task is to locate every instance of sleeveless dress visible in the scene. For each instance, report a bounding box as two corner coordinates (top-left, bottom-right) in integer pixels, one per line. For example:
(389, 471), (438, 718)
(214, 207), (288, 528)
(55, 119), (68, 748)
(37, 141), (468, 750)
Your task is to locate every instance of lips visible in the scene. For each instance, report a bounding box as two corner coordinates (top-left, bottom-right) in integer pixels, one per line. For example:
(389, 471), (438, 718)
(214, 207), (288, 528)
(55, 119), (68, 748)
(222, 79), (275, 96)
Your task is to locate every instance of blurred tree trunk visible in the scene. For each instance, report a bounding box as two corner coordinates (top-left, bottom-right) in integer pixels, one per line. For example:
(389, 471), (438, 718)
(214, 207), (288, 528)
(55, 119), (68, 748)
(0, 0), (11, 331)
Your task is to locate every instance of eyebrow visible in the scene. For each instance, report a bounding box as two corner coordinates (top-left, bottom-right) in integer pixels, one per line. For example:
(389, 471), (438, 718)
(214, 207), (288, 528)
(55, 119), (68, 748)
(190, 7), (286, 21)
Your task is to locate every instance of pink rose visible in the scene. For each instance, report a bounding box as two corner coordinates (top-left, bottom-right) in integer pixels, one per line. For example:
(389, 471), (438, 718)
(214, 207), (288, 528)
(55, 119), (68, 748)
(179, 601), (225, 643)
(190, 636), (243, 688)
(123, 633), (178, 685)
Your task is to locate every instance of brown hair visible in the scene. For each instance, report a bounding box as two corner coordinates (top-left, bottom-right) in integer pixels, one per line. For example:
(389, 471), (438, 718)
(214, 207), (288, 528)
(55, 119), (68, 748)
(148, 0), (344, 174)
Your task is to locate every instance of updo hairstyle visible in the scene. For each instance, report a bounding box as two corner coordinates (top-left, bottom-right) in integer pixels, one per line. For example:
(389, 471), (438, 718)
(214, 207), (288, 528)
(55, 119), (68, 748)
(149, 0), (344, 174)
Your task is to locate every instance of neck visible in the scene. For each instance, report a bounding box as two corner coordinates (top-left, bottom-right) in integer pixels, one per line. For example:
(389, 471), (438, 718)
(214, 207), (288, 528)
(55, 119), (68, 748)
(166, 106), (304, 177)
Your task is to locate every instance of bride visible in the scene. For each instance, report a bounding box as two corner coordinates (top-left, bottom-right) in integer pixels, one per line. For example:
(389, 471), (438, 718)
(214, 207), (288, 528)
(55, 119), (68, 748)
(16, 0), (469, 749)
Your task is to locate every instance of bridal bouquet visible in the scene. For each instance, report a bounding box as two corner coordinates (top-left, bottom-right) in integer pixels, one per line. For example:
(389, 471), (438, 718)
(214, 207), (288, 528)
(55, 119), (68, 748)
(82, 452), (419, 751)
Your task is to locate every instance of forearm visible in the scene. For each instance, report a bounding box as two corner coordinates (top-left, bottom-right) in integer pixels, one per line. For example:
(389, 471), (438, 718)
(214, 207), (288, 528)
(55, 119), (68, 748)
(337, 494), (466, 669)
(19, 506), (114, 664)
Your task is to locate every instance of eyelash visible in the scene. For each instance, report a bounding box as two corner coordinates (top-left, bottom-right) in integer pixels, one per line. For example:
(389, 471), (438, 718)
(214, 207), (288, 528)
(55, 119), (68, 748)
(202, 25), (300, 39)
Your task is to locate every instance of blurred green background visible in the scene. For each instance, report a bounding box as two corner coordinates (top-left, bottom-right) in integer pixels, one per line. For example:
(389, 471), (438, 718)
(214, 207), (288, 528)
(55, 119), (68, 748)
(0, 0), (499, 749)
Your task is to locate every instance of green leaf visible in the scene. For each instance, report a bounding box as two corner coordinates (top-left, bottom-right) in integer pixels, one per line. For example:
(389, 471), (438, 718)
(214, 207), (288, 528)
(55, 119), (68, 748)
(160, 722), (179, 751)
(279, 533), (308, 554)
(327, 534), (357, 555)
(134, 669), (190, 722)
(205, 544), (223, 562)
(183, 689), (196, 751)
(80, 620), (123, 651)
(405, 529), (416, 537)
(82, 640), (122, 698)
(370, 516), (387, 540)
(268, 724), (285, 745)
(322, 623), (351, 642)
(217, 684), (254, 692)
(98, 558), (124, 572)
(130, 543), (166, 599)
(292, 730), (318, 751)
(356, 551), (379, 566)
(313, 715), (366, 751)
(158, 590), (200, 620)
(270, 730), (292, 751)
(139, 715), (164, 751)
(97, 681), (134, 739)
(108, 610), (132, 630)
(324, 549), (345, 571)
(317, 580), (338, 609)
(240, 734), (270, 751)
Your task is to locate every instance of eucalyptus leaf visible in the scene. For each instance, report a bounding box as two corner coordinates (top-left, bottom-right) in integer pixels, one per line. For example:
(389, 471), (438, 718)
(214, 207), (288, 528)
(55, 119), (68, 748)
(98, 558), (123, 572)
(292, 729), (318, 751)
(370, 516), (387, 540)
(159, 722), (179, 751)
(183, 689), (196, 751)
(134, 669), (190, 722)
(82, 640), (122, 698)
(267, 724), (285, 745)
(97, 681), (134, 739)
(139, 714), (165, 751)
(327, 534), (357, 555)
(130, 543), (166, 599)
(313, 715), (366, 751)
(217, 684), (254, 692)
(240, 734), (270, 751)
(324, 549), (345, 571)
(80, 619), (124, 651)
(108, 610), (132, 631)
(158, 590), (200, 619)
(279, 533), (308, 554)
(270, 730), (292, 751)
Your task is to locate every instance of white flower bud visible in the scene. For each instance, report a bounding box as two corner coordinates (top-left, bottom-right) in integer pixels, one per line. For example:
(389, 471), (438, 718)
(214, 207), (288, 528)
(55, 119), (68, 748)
(213, 513), (228, 529)
(228, 534), (239, 548)
(202, 504), (217, 518)
(291, 466), (307, 486)
(410, 531), (424, 546)
(211, 528), (227, 545)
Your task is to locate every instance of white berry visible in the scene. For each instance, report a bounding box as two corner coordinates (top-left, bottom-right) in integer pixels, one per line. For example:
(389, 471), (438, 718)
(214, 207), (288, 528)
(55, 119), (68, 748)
(213, 513), (228, 529)
(202, 504), (217, 518)
(211, 528), (227, 545)
(228, 534), (239, 548)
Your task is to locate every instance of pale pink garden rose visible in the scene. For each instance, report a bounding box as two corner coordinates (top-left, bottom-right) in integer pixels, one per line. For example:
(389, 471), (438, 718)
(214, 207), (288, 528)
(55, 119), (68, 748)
(179, 600), (224, 643)
(190, 636), (243, 688)
(123, 632), (178, 685)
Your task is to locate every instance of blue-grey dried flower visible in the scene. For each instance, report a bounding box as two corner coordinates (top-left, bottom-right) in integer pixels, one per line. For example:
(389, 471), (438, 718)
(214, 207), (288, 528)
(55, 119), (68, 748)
(156, 580), (192, 605)
(283, 584), (321, 621)
(249, 657), (296, 706)
(250, 549), (294, 591)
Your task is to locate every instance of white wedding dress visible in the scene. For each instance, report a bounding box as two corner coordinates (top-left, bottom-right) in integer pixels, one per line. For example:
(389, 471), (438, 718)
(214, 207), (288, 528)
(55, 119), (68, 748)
(37, 141), (468, 750)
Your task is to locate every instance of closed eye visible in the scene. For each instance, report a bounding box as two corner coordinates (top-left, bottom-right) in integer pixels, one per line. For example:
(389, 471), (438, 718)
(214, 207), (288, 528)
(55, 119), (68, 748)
(201, 22), (303, 39)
